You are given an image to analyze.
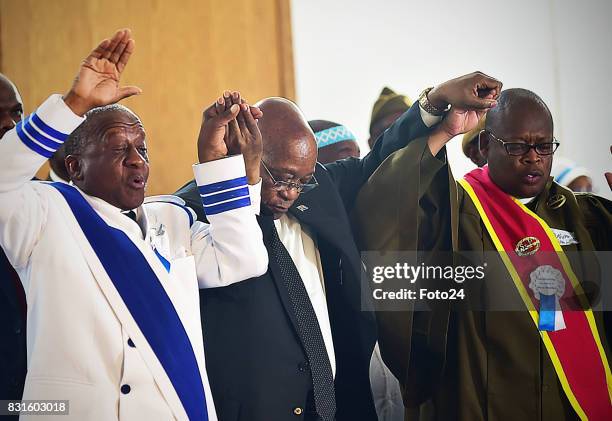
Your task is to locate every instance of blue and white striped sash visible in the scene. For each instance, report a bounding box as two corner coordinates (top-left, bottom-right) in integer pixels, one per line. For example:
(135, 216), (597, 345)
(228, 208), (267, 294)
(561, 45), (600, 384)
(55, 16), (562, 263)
(50, 182), (208, 421)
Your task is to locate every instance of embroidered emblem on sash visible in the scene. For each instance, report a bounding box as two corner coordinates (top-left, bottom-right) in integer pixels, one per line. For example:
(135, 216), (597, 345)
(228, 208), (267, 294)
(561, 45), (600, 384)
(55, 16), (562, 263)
(515, 236), (541, 256)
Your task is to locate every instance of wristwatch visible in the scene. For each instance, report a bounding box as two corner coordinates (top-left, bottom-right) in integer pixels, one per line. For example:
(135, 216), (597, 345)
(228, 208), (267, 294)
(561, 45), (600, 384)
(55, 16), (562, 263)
(418, 87), (450, 116)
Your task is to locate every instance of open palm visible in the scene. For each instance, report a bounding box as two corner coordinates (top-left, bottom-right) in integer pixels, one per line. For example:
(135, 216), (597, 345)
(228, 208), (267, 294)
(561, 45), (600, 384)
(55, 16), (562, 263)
(65, 29), (141, 115)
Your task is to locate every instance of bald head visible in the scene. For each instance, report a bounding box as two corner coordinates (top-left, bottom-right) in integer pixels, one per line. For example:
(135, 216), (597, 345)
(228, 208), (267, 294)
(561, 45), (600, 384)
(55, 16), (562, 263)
(254, 97), (318, 218)
(486, 88), (552, 135)
(0, 73), (23, 139)
(255, 97), (317, 163)
(0, 74), (21, 100)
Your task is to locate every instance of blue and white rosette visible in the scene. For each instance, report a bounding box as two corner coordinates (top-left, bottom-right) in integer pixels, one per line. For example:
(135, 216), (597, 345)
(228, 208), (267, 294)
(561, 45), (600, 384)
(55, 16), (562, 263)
(529, 265), (566, 331)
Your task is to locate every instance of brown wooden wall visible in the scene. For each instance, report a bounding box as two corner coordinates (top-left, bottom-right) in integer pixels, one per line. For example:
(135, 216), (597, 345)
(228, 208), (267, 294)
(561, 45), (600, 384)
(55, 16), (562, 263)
(0, 0), (294, 194)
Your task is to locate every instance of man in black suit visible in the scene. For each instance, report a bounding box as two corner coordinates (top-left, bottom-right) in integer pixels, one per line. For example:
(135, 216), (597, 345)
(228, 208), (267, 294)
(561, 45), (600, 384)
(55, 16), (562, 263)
(176, 74), (501, 421)
(0, 73), (27, 412)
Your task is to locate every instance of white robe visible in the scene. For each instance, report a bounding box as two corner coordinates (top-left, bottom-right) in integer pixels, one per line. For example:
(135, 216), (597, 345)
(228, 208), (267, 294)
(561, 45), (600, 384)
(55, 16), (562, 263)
(0, 95), (268, 421)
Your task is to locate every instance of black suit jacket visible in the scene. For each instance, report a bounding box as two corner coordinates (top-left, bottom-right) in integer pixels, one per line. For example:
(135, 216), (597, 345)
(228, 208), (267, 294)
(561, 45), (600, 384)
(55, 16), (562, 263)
(0, 247), (26, 409)
(175, 103), (430, 421)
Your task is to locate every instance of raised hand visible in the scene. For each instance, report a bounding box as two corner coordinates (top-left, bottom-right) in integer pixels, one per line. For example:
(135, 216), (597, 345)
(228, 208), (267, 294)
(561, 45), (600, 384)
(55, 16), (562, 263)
(198, 91), (263, 183)
(198, 96), (240, 163)
(223, 92), (263, 184)
(438, 91), (496, 138)
(64, 29), (142, 116)
(425, 72), (502, 156)
(428, 71), (502, 111)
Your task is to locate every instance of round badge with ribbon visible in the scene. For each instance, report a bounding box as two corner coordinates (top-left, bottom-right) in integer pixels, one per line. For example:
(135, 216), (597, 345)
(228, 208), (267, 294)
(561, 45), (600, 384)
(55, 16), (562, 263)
(529, 265), (566, 331)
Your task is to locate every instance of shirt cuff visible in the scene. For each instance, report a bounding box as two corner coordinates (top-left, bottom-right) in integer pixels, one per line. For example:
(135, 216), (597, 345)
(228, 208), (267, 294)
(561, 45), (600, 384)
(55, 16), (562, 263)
(193, 154), (252, 216)
(248, 179), (262, 215)
(15, 94), (86, 159)
(419, 104), (443, 128)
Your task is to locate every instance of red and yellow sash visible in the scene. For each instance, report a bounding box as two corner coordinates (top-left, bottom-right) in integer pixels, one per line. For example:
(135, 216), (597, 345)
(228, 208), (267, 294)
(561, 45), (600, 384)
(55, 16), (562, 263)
(458, 166), (612, 420)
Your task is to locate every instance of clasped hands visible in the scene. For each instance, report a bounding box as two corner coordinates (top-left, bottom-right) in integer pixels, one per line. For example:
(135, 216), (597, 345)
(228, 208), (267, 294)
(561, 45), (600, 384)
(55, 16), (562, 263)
(427, 71), (503, 156)
(198, 91), (263, 185)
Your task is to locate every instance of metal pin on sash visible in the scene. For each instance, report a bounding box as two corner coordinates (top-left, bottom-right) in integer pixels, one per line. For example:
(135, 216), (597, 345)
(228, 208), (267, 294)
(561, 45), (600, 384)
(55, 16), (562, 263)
(515, 236), (541, 256)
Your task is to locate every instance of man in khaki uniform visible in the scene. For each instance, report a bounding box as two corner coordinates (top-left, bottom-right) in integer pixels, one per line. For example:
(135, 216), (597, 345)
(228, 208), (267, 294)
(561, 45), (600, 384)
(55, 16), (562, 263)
(353, 87), (612, 420)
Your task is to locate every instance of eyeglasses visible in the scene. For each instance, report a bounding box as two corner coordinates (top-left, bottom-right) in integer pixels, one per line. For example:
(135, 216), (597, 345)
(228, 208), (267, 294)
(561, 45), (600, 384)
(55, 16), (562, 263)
(260, 160), (318, 193)
(484, 130), (560, 156)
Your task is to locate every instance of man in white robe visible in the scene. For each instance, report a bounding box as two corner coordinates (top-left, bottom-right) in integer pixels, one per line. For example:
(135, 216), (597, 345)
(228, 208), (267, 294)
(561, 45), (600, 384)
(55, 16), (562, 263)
(0, 29), (267, 420)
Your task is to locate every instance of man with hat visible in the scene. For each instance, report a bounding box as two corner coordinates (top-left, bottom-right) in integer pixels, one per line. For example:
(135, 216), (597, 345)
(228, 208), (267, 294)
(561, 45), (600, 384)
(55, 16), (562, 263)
(461, 115), (487, 167)
(551, 156), (593, 192)
(309, 119), (360, 164)
(368, 87), (412, 149)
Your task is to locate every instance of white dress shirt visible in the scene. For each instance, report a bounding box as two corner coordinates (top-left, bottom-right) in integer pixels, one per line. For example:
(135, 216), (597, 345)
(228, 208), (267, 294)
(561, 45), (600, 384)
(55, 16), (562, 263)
(273, 213), (337, 377)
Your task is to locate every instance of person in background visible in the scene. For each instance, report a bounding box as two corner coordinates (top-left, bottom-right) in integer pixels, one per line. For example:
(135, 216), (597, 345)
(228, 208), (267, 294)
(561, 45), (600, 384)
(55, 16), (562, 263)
(461, 115), (487, 167)
(551, 156), (593, 192)
(0, 73), (26, 415)
(368, 86), (412, 149)
(309, 119), (360, 164)
(48, 144), (70, 182)
(309, 116), (404, 420)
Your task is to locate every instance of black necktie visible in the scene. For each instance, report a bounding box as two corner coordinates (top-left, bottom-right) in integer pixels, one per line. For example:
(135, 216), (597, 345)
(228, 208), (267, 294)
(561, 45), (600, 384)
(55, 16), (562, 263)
(122, 210), (137, 222)
(268, 225), (336, 421)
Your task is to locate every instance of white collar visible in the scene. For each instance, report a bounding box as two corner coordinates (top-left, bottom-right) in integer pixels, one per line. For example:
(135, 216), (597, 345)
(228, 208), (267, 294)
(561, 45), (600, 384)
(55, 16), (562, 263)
(73, 186), (149, 240)
(518, 196), (535, 205)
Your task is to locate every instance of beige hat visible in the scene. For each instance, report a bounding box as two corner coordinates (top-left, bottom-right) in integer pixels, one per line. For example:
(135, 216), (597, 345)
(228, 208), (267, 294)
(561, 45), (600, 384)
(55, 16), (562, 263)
(369, 87), (412, 135)
(461, 115), (487, 156)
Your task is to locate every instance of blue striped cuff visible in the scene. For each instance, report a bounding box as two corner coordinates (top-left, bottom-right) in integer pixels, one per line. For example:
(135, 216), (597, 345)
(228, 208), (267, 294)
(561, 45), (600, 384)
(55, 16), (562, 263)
(198, 176), (248, 195)
(201, 186), (249, 206)
(16, 112), (68, 158)
(204, 196), (252, 216)
(199, 177), (251, 215)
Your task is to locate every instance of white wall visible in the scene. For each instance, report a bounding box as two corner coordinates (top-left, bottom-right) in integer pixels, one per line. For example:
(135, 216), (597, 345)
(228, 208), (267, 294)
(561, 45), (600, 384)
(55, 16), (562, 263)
(291, 0), (612, 198)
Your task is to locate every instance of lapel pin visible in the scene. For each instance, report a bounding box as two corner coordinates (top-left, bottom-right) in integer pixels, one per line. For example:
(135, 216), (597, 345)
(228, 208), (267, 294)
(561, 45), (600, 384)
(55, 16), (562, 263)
(296, 205), (309, 212)
(547, 194), (566, 210)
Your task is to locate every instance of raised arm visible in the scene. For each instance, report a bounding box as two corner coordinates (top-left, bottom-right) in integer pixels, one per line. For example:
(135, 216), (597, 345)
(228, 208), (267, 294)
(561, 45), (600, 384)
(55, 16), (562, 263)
(190, 94), (268, 287)
(351, 73), (502, 405)
(0, 29), (139, 269)
(326, 71), (502, 214)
